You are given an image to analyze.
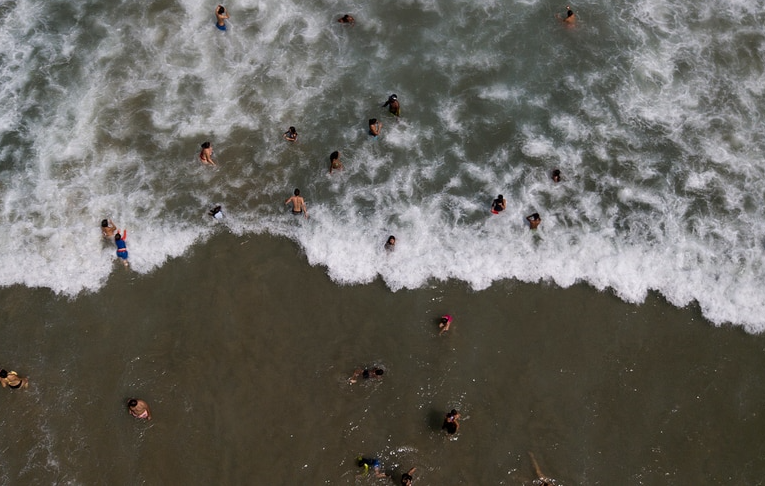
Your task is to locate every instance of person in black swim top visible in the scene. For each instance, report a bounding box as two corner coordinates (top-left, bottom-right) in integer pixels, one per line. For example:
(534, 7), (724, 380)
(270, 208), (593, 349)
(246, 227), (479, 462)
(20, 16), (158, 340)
(442, 409), (461, 434)
(0, 369), (28, 389)
(491, 194), (506, 214)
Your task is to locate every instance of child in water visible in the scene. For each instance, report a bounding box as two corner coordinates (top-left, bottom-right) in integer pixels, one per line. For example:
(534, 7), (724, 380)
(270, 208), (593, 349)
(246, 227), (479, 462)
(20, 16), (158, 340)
(115, 230), (129, 267)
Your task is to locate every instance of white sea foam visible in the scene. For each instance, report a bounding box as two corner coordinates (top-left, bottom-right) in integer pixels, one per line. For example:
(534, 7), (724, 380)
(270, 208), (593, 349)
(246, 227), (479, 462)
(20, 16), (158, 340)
(1, 0), (765, 331)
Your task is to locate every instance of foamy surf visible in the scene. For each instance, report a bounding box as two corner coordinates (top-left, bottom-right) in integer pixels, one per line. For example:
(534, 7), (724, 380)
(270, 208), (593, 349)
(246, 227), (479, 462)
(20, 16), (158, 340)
(1, 0), (764, 332)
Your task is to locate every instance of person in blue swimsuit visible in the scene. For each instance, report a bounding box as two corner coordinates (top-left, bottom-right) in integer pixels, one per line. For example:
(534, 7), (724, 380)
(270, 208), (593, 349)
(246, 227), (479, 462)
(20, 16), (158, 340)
(215, 5), (229, 30)
(115, 230), (129, 267)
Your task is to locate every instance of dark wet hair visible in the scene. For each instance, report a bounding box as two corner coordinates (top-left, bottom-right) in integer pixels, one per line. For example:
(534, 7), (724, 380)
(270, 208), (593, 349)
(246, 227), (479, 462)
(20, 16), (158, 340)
(330, 151), (339, 160)
(567, 8), (574, 17)
(128, 399), (138, 407)
(375, 369), (384, 376)
(218, 6), (226, 14)
(369, 118), (377, 125)
(201, 141), (211, 149)
(289, 126), (296, 133)
(390, 94), (397, 100)
(0, 370), (7, 378)
(450, 409), (458, 415)
(101, 219), (108, 227)
(387, 235), (395, 244)
(441, 317), (449, 324)
(115, 233), (122, 241)
(497, 194), (503, 200)
(294, 188), (300, 196)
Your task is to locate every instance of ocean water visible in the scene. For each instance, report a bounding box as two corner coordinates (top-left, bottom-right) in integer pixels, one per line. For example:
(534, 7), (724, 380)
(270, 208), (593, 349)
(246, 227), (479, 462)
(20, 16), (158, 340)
(1, 0), (764, 330)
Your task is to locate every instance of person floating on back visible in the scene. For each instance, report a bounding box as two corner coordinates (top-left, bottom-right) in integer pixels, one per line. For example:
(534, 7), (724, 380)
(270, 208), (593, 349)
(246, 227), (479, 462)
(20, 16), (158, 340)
(329, 150), (342, 173)
(283, 126), (298, 142)
(526, 213), (541, 230)
(0, 369), (29, 390)
(115, 229), (129, 267)
(491, 194), (506, 214)
(285, 188), (308, 219)
(338, 14), (355, 26)
(382, 94), (400, 117)
(215, 5), (229, 30)
(200, 141), (216, 166)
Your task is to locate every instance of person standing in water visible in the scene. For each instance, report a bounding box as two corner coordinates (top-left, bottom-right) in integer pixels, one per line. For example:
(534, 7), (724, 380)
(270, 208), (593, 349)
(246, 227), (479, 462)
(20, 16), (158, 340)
(215, 5), (229, 31)
(101, 219), (117, 239)
(526, 213), (542, 229)
(283, 126), (298, 142)
(285, 188), (308, 218)
(128, 398), (152, 420)
(551, 169), (561, 183)
(115, 229), (129, 267)
(382, 94), (400, 117)
(401, 467), (416, 485)
(0, 369), (29, 389)
(369, 118), (382, 137)
(442, 409), (461, 434)
(384, 235), (396, 251)
(329, 151), (342, 173)
(200, 141), (216, 166)
(491, 194), (506, 214)
(556, 5), (576, 24)
(439, 314), (452, 335)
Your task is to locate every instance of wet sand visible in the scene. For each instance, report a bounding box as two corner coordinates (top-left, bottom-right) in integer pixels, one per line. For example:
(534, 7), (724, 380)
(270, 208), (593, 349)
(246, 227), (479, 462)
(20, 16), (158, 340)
(1, 232), (764, 484)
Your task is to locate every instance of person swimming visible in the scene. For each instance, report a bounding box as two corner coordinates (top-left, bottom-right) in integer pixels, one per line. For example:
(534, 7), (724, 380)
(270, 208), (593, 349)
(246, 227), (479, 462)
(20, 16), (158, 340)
(357, 457), (388, 478)
(0, 369), (29, 389)
(209, 205), (224, 219)
(338, 14), (355, 25)
(491, 195), (506, 214)
(349, 367), (384, 383)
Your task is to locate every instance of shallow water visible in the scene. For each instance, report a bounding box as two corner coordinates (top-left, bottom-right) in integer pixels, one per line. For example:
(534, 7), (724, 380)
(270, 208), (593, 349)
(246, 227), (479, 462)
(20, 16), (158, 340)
(2, 233), (765, 484)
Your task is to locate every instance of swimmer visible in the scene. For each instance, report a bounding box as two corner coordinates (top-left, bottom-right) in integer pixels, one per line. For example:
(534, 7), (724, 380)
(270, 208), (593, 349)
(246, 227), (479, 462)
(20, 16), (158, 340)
(529, 452), (555, 486)
(439, 314), (452, 335)
(101, 219), (117, 239)
(128, 398), (152, 420)
(200, 141), (216, 166)
(0, 369), (29, 389)
(551, 169), (561, 183)
(369, 118), (382, 137)
(442, 409), (461, 434)
(283, 126), (298, 142)
(357, 457), (388, 478)
(349, 367), (384, 384)
(114, 230), (129, 267)
(526, 212), (542, 230)
(285, 188), (308, 219)
(401, 467), (416, 486)
(338, 14), (355, 26)
(491, 194), (506, 214)
(329, 150), (342, 173)
(382, 94), (400, 117)
(215, 5), (229, 30)
(555, 5), (576, 24)
(384, 235), (396, 251)
(209, 205), (224, 219)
